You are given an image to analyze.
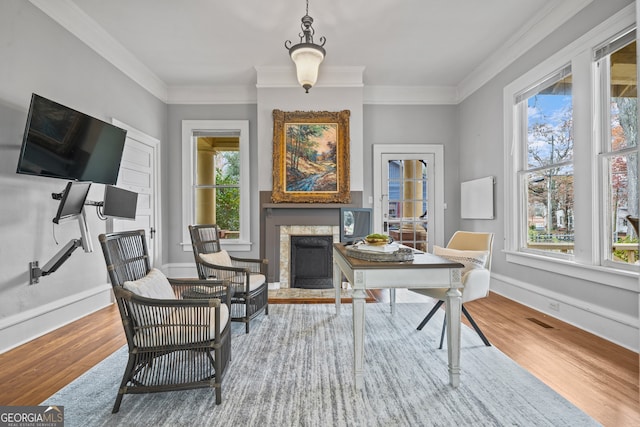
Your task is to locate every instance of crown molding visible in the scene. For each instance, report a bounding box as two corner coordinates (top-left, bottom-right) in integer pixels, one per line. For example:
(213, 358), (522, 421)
(31, 0), (594, 106)
(29, 0), (168, 102)
(456, 0), (594, 103)
(166, 84), (460, 105)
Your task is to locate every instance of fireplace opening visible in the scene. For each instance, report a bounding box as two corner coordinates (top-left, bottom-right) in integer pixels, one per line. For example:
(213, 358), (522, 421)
(290, 235), (333, 289)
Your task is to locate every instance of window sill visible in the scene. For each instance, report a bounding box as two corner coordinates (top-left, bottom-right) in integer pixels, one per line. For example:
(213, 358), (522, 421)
(181, 240), (253, 252)
(504, 250), (638, 292)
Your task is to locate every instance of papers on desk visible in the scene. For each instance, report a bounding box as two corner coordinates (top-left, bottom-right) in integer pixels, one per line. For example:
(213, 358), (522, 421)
(354, 242), (400, 253)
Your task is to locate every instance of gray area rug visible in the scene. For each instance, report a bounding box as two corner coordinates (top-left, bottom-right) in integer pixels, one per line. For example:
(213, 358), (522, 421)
(43, 303), (600, 426)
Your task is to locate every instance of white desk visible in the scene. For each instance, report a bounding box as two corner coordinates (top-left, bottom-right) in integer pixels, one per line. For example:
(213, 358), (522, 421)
(332, 243), (464, 389)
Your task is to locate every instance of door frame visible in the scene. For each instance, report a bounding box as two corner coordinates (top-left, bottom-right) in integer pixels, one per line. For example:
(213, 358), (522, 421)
(373, 144), (445, 249)
(112, 119), (162, 267)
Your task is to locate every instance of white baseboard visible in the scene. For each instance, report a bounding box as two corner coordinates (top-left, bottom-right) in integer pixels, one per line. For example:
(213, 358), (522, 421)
(0, 283), (113, 354)
(491, 272), (639, 352)
(164, 263), (197, 278)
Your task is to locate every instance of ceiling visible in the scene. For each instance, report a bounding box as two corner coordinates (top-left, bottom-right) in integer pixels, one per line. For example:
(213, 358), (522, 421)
(31, 0), (594, 103)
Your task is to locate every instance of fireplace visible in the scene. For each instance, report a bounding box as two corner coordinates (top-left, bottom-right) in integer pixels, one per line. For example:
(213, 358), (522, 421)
(290, 235), (333, 289)
(277, 225), (340, 288)
(260, 191), (363, 286)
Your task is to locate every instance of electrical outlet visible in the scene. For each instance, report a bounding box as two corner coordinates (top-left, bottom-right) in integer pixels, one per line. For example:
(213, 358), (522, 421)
(548, 301), (560, 311)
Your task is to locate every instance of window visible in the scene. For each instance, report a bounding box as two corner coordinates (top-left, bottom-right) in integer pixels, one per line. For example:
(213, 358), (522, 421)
(195, 136), (240, 237)
(181, 120), (251, 251)
(517, 66), (574, 257)
(595, 30), (637, 267)
(503, 8), (637, 287)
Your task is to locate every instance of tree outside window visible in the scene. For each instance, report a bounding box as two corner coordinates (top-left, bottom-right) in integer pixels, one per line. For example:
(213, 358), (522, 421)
(524, 73), (574, 254)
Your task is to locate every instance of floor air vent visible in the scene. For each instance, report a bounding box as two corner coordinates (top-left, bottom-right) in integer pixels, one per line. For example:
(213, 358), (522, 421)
(526, 318), (554, 329)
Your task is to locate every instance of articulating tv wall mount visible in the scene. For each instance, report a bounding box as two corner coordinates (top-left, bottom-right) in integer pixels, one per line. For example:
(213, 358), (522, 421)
(29, 209), (93, 285)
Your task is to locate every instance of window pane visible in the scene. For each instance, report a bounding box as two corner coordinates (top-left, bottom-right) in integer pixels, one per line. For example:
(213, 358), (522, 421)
(604, 39), (637, 265)
(386, 159), (428, 251)
(214, 187), (240, 238)
(606, 152), (638, 264)
(194, 137), (240, 238)
(610, 40), (637, 151)
(195, 187), (240, 237)
(527, 75), (573, 168)
(522, 70), (574, 256)
(525, 166), (574, 254)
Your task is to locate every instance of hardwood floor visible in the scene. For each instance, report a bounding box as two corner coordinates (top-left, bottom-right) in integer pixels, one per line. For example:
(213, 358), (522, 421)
(0, 292), (637, 426)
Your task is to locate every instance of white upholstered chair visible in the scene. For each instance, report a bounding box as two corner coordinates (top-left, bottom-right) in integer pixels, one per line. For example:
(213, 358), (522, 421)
(411, 231), (494, 348)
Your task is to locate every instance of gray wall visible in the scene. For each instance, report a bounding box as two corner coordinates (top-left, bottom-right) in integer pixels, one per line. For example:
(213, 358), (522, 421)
(166, 104), (258, 263)
(0, 1), (166, 349)
(457, 0), (638, 349)
(363, 104), (460, 239)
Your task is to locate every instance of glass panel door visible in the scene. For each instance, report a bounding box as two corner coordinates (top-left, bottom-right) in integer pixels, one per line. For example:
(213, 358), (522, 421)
(381, 154), (435, 252)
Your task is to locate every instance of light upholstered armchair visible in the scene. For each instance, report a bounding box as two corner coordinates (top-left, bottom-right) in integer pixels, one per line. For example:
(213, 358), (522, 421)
(411, 231), (494, 348)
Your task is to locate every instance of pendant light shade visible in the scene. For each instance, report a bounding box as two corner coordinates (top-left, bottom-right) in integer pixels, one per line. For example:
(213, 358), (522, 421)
(285, 1), (326, 93)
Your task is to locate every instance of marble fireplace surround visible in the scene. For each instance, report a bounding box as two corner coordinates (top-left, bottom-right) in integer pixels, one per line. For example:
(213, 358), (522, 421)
(260, 191), (363, 285)
(279, 225), (340, 288)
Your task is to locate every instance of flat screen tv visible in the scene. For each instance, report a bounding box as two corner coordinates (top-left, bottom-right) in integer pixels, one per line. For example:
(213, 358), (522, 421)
(16, 93), (127, 185)
(102, 185), (138, 220)
(53, 181), (92, 224)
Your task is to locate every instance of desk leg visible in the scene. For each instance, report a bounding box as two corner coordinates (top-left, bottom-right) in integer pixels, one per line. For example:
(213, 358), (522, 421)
(333, 261), (342, 315)
(351, 270), (367, 389)
(389, 288), (396, 315)
(352, 286), (367, 389)
(445, 285), (462, 388)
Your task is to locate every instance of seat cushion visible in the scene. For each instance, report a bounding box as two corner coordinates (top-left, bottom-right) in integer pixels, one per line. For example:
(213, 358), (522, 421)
(123, 268), (175, 299)
(132, 304), (230, 347)
(200, 250), (233, 267)
(230, 273), (266, 293)
(433, 246), (488, 278)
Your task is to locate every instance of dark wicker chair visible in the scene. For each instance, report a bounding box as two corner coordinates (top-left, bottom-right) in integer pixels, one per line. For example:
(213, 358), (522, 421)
(99, 229), (232, 413)
(189, 224), (268, 333)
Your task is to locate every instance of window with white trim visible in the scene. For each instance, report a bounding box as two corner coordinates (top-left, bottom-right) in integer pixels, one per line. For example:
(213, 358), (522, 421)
(504, 9), (637, 284)
(516, 65), (574, 257)
(595, 29), (637, 267)
(181, 120), (251, 252)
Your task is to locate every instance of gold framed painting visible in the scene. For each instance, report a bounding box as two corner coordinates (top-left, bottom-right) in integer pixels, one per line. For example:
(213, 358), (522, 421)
(271, 110), (351, 203)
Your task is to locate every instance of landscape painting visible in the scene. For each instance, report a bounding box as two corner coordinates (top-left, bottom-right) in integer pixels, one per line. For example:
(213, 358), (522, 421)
(285, 122), (337, 192)
(271, 110), (351, 203)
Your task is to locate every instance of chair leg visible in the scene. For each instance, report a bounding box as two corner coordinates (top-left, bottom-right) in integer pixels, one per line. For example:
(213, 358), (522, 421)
(438, 315), (446, 349)
(462, 305), (491, 346)
(112, 354), (136, 413)
(416, 300), (444, 330)
(112, 392), (124, 414)
(214, 347), (223, 405)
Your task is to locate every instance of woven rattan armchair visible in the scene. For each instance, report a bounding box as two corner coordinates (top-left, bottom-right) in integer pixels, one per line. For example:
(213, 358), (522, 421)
(189, 224), (268, 333)
(99, 229), (232, 413)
